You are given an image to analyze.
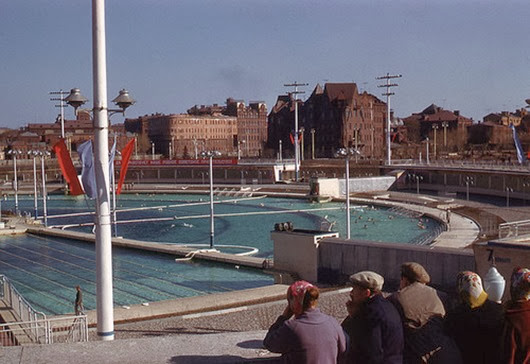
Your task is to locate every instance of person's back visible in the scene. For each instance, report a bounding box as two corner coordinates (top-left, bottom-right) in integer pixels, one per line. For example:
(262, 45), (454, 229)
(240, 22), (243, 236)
(265, 307), (345, 364)
(445, 271), (505, 364)
(263, 281), (346, 364)
(342, 293), (403, 364)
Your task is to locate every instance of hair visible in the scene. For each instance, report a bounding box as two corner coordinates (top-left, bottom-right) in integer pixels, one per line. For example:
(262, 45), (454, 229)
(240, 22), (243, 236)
(302, 286), (320, 310)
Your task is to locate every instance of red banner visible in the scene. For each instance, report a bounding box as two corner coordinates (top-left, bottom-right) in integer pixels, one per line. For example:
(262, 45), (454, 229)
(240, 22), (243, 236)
(52, 138), (84, 195)
(115, 158), (238, 166)
(117, 139), (135, 194)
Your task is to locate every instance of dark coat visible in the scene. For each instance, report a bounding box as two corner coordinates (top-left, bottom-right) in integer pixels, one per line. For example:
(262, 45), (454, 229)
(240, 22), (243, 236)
(263, 308), (347, 364)
(501, 300), (530, 364)
(341, 294), (404, 364)
(445, 299), (505, 364)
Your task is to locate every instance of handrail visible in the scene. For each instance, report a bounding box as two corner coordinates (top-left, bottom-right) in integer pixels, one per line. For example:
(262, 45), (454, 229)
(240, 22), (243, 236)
(498, 219), (530, 238)
(0, 274), (47, 342)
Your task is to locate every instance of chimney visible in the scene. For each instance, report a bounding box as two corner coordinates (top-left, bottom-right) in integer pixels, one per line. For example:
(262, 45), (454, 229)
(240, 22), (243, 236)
(454, 110), (460, 116)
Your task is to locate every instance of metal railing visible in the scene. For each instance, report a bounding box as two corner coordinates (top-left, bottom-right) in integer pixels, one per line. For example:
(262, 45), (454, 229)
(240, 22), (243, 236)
(0, 315), (88, 346)
(498, 219), (530, 238)
(0, 275), (46, 324)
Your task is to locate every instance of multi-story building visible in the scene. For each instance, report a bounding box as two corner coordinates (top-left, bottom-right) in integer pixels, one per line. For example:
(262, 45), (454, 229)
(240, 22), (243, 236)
(268, 83), (386, 159)
(125, 113), (238, 158)
(402, 104), (473, 155)
(189, 98), (268, 157)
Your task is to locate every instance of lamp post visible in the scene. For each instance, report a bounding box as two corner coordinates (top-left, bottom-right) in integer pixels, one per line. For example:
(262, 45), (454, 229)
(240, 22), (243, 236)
(506, 187), (514, 207)
(425, 137), (431, 164)
(299, 127), (305, 161)
(310, 128), (315, 159)
(238, 140), (246, 160)
(7, 150), (21, 215)
(201, 150), (221, 249)
(432, 124), (439, 160)
(354, 127), (360, 163)
(464, 176), (475, 201)
(409, 173), (423, 195)
(336, 148), (356, 239)
(63, 7), (136, 338)
(279, 139), (283, 162)
(441, 121), (449, 149)
(284, 82), (308, 181)
(151, 142), (155, 160)
(40, 151), (50, 227)
(28, 151), (39, 219)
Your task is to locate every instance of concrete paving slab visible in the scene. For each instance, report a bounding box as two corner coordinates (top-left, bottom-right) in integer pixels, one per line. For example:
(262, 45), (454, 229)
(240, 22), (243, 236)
(0, 330), (281, 364)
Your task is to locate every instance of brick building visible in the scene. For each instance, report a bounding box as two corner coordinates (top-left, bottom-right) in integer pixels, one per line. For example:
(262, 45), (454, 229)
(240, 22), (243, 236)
(267, 83), (386, 159)
(402, 104), (473, 157)
(125, 113), (238, 158)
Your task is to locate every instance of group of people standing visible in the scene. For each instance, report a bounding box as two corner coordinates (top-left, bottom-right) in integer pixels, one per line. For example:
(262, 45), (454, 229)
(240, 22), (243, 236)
(263, 263), (529, 364)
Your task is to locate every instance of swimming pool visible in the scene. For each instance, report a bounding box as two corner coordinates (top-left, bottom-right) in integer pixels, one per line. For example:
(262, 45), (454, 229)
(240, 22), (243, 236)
(0, 193), (441, 315)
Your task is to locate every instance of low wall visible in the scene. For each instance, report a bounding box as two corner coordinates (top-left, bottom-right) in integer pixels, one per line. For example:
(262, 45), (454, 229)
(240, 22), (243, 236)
(317, 238), (475, 292)
(317, 176), (396, 198)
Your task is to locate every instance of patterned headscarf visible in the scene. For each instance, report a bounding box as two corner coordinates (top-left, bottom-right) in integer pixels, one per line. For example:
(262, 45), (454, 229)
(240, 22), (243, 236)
(287, 280), (314, 315)
(457, 271), (488, 308)
(510, 267), (530, 302)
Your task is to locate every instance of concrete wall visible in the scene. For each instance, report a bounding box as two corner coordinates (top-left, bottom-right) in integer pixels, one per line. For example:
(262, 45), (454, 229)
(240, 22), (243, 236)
(271, 229), (339, 283)
(317, 176), (396, 198)
(317, 238), (475, 292)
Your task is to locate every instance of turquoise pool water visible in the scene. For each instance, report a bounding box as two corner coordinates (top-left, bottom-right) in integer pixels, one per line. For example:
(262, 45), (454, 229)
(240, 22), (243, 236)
(0, 193), (440, 315)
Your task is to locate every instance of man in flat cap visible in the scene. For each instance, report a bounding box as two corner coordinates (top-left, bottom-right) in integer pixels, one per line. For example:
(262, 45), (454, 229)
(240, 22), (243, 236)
(388, 262), (462, 363)
(341, 270), (403, 364)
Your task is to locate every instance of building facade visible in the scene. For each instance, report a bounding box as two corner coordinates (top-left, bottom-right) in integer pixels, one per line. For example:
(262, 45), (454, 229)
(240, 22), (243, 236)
(267, 83), (387, 159)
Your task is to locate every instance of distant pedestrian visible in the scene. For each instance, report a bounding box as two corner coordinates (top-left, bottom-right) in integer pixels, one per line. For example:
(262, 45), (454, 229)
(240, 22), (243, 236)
(75, 285), (84, 315)
(263, 280), (347, 363)
(341, 271), (404, 364)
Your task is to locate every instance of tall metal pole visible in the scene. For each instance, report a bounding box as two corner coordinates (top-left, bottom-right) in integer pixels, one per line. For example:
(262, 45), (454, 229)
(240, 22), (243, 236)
(209, 155), (215, 249)
(377, 73), (401, 165)
(112, 133), (118, 237)
(279, 139), (283, 162)
(41, 154), (48, 227)
(311, 128), (315, 159)
(92, 0), (114, 341)
(32, 154), (38, 219)
(345, 156), (351, 239)
(284, 82), (307, 181)
(13, 153), (19, 215)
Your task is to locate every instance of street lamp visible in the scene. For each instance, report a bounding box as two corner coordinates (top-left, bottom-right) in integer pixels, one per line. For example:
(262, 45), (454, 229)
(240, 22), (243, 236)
(7, 150), (22, 215)
(310, 128), (315, 159)
(62, 18), (135, 340)
(279, 139), (283, 162)
(408, 173), (423, 195)
(464, 176), (475, 201)
(432, 124), (439, 160)
(506, 187), (514, 207)
(201, 150), (221, 249)
(335, 147), (357, 239)
(425, 137), (430, 164)
(151, 142), (155, 160)
(299, 127), (305, 161)
(284, 82), (308, 181)
(39, 151), (51, 227)
(238, 140), (246, 160)
(28, 151), (39, 219)
(441, 121), (449, 148)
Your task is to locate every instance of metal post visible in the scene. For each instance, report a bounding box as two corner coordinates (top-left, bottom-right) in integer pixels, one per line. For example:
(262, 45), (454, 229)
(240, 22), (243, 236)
(209, 155), (214, 249)
(32, 154), (38, 219)
(112, 134), (117, 237)
(13, 153), (19, 215)
(284, 82), (307, 181)
(151, 142), (155, 160)
(426, 138), (430, 164)
(279, 139), (283, 162)
(92, 0), (114, 341)
(377, 73), (401, 165)
(416, 176), (420, 195)
(311, 128), (315, 159)
(41, 154), (48, 227)
(345, 157), (351, 239)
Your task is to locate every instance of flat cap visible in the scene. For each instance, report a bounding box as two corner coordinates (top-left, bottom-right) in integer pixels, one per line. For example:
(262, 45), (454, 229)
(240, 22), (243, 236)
(349, 271), (384, 291)
(401, 262), (430, 284)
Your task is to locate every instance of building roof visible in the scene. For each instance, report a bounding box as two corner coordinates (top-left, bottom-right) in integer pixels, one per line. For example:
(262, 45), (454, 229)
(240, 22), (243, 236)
(324, 83), (358, 102)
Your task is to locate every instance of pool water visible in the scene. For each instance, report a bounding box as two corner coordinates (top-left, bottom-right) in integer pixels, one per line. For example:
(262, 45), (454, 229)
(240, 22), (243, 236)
(0, 193), (441, 315)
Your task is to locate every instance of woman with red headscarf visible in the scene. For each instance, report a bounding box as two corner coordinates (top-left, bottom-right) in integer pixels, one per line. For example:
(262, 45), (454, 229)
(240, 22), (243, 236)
(263, 280), (347, 363)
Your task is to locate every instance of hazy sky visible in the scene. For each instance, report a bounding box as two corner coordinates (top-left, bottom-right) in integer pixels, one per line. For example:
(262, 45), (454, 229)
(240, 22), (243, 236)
(1, 0), (529, 129)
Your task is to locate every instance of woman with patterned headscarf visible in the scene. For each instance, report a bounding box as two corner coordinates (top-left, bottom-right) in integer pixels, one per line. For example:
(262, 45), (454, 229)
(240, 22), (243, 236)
(445, 271), (505, 364)
(263, 280), (347, 363)
(501, 267), (530, 364)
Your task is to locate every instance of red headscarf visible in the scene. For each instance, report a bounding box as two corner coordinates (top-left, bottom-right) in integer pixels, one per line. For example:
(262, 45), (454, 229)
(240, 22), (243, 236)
(287, 280), (314, 315)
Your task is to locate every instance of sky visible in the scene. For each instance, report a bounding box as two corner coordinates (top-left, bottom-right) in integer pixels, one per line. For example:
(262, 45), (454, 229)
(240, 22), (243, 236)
(1, 0), (529, 129)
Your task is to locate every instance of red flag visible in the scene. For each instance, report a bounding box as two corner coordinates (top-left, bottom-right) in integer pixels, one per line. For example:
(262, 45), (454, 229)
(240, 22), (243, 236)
(290, 133), (295, 145)
(117, 138), (135, 194)
(52, 138), (84, 195)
